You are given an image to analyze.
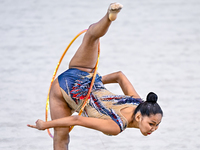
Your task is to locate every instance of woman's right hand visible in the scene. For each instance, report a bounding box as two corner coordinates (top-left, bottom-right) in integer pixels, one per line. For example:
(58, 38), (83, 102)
(27, 119), (46, 130)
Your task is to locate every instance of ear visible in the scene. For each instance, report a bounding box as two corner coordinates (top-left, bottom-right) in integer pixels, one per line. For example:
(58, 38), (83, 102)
(135, 112), (142, 122)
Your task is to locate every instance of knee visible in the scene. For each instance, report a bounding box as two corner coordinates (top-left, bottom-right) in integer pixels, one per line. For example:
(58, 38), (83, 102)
(86, 23), (99, 40)
(54, 128), (70, 145)
(88, 23), (95, 31)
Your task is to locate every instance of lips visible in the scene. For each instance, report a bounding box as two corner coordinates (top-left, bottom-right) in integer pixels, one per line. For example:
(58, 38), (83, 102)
(147, 133), (151, 135)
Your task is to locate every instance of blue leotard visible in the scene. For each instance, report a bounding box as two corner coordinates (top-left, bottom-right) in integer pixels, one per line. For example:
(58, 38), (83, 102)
(58, 68), (143, 132)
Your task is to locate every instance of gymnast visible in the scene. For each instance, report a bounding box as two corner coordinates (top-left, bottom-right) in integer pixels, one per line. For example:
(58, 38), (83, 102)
(28, 3), (163, 150)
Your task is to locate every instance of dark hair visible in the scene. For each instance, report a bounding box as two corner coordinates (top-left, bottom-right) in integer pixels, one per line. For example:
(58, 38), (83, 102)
(134, 92), (163, 117)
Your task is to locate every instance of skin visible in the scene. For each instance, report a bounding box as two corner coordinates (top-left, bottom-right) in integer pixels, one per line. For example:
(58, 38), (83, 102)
(28, 3), (162, 150)
(28, 113), (162, 136)
(134, 113), (162, 136)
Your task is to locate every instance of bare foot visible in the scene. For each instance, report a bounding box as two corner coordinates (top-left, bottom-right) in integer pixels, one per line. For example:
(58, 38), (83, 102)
(108, 3), (123, 21)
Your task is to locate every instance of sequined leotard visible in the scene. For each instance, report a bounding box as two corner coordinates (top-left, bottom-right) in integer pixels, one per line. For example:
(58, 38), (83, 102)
(58, 68), (142, 132)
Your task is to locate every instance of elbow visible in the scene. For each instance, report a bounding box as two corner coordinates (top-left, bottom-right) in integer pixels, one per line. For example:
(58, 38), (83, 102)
(116, 71), (124, 82)
(112, 132), (120, 136)
(116, 71), (123, 75)
(109, 131), (121, 136)
(106, 126), (121, 136)
(103, 131), (120, 136)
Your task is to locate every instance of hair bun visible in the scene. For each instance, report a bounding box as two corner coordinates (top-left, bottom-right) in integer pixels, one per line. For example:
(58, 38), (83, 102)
(146, 92), (158, 103)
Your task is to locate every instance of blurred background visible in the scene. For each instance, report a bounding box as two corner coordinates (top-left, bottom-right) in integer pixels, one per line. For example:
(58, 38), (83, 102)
(0, 0), (200, 149)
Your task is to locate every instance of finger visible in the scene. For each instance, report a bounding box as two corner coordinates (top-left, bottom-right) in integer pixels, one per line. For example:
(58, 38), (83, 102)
(27, 124), (37, 128)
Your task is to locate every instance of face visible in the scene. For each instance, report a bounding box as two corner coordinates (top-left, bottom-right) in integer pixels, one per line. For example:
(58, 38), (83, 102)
(138, 114), (162, 136)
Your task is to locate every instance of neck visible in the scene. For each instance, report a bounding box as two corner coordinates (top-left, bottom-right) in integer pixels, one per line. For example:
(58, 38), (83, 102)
(128, 115), (139, 128)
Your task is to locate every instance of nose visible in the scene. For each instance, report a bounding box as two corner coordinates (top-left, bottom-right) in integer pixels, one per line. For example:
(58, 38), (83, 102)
(151, 126), (158, 132)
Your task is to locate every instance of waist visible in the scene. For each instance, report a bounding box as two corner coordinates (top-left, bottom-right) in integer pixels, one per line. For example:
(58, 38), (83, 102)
(58, 68), (103, 95)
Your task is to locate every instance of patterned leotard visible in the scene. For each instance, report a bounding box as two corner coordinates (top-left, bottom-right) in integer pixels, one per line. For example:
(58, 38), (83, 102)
(58, 68), (143, 132)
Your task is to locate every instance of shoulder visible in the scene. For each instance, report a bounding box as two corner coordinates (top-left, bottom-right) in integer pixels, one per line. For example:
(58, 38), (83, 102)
(120, 106), (137, 123)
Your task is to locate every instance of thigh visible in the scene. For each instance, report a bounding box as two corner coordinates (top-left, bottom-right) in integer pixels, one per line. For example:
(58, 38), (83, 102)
(49, 78), (72, 120)
(69, 29), (100, 72)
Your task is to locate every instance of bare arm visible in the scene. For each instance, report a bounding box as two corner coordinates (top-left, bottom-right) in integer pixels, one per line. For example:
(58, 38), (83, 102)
(27, 115), (121, 135)
(102, 71), (140, 98)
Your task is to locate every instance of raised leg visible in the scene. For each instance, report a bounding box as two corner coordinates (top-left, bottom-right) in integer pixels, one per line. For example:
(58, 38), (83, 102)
(69, 3), (123, 73)
(49, 79), (72, 150)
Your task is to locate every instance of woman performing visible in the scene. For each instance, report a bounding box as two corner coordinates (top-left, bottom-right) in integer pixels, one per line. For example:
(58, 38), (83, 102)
(28, 2), (163, 150)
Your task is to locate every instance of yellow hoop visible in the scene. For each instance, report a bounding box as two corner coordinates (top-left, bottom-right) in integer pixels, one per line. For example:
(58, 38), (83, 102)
(45, 29), (100, 138)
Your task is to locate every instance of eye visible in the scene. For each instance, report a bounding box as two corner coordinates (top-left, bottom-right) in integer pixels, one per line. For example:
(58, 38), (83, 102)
(156, 123), (160, 127)
(149, 123), (154, 126)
